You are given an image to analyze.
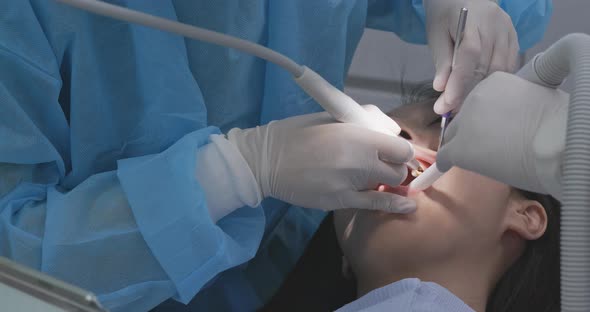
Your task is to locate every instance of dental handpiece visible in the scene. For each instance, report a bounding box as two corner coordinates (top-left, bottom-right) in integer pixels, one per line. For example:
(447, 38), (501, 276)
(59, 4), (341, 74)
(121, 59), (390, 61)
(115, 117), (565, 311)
(55, 0), (422, 171)
(293, 65), (422, 171)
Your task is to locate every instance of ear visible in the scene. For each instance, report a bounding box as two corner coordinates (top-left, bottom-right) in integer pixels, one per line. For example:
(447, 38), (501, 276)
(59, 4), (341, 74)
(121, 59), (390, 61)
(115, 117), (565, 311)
(506, 199), (548, 241)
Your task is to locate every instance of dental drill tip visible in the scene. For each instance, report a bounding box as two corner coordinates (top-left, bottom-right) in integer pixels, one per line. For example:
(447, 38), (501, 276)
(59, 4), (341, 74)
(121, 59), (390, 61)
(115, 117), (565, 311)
(407, 158), (421, 171)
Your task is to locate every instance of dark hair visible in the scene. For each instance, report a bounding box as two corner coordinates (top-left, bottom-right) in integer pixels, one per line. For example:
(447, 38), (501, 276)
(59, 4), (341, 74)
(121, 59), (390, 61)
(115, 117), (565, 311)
(402, 82), (561, 312)
(261, 83), (561, 312)
(486, 190), (560, 312)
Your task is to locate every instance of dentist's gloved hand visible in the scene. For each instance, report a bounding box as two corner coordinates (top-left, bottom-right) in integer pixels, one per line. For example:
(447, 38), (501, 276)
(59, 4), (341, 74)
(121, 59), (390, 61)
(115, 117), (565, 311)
(424, 0), (519, 114)
(227, 105), (417, 213)
(437, 72), (568, 200)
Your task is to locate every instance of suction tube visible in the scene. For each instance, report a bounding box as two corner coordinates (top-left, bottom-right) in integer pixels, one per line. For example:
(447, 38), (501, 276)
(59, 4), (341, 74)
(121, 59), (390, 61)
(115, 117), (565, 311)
(53, 0), (405, 135)
(54, 0), (305, 77)
(518, 33), (590, 312)
(407, 164), (443, 192)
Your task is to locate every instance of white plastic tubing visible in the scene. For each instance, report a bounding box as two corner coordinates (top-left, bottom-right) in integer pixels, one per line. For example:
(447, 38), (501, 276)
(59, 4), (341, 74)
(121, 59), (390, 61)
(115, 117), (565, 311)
(54, 0), (373, 129)
(518, 33), (590, 312)
(55, 0), (305, 77)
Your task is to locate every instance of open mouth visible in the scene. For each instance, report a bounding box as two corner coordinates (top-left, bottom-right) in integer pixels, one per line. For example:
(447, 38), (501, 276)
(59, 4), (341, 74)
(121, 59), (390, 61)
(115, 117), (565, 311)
(377, 150), (435, 196)
(402, 154), (434, 186)
(377, 147), (436, 196)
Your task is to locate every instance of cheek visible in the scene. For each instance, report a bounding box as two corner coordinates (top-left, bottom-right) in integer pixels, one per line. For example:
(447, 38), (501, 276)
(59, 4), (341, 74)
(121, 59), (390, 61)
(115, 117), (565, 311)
(334, 209), (424, 272)
(413, 168), (512, 241)
(334, 206), (460, 269)
(426, 168), (511, 216)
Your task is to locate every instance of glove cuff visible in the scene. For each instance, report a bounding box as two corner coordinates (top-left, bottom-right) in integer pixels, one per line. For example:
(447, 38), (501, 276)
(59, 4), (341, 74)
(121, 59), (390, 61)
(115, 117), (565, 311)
(227, 126), (272, 199)
(195, 134), (263, 222)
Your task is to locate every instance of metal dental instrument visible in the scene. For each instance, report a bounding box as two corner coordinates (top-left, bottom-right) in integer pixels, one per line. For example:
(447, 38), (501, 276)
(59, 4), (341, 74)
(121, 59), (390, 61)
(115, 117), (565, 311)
(409, 8), (468, 191)
(438, 7), (468, 150)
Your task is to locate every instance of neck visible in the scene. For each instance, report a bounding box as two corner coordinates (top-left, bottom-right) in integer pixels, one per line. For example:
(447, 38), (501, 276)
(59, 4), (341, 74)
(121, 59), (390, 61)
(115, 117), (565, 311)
(356, 256), (498, 312)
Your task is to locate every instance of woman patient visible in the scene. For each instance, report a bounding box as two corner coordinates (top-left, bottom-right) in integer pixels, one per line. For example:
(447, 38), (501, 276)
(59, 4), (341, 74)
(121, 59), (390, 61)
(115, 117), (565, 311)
(262, 83), (560, 312)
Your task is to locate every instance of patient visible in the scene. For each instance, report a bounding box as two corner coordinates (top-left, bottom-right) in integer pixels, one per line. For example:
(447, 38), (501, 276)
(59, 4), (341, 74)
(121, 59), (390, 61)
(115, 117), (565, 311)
(333, 84), (561, 311)
(261, 83), (560, 312)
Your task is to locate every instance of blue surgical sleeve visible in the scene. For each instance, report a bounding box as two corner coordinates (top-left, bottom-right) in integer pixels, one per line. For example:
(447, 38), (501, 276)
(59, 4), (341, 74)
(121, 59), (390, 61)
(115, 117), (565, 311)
(366, 0), (553, 51)
(0, 49), (264, 312)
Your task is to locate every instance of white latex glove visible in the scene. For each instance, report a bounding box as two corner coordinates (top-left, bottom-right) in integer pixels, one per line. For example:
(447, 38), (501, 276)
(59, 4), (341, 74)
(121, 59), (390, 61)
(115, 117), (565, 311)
(227, 105), (417, 213)
(424, 0), (519, 114)
(437, 72), (568, 200)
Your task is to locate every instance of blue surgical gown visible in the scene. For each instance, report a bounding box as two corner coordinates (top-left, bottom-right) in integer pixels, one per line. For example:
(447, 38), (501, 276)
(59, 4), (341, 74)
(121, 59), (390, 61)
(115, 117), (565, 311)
(0, 1), (551, 311)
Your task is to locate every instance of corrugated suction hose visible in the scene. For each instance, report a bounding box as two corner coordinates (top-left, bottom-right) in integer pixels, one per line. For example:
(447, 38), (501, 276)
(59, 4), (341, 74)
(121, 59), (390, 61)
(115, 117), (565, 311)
(519, 33), (590, 312)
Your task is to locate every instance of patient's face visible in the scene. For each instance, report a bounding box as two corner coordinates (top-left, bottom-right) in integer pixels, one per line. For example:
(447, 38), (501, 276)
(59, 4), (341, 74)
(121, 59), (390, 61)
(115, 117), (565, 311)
(334, 98), (521, 276)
